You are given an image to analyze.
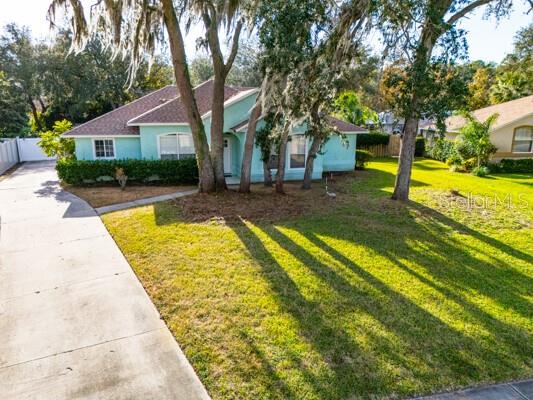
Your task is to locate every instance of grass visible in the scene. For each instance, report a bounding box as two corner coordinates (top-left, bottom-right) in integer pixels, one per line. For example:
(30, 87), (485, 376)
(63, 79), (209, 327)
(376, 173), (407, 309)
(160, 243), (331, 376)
(102, 158), (533, 400)
(64, 183), (196, 208)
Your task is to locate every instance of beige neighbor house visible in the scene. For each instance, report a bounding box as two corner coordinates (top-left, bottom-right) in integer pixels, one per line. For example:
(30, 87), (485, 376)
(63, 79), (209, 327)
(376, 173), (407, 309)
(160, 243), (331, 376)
(441, 95), (533, 162)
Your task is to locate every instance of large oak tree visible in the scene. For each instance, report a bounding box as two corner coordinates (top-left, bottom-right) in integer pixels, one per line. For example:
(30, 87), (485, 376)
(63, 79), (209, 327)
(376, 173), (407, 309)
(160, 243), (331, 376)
(49, 0), (250, 192)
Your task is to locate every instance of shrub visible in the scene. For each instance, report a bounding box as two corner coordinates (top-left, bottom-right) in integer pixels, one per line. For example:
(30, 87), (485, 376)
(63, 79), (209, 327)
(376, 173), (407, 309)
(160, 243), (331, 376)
(472, 166), (490, 177)
(456, 111), (498, 169)
(489, 158), (533, 173)
(428, 138), (457, 162)
(415, 137), (425, 157)
(38, 120), (75, 159)
(57, 158), (198, 186)
(355, 149), (374, 169)
(357, 133), (390, 146)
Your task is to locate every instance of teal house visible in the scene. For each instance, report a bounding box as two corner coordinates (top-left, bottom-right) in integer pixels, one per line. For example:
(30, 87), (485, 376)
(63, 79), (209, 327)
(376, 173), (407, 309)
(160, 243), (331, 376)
(63, 80), (366, 182)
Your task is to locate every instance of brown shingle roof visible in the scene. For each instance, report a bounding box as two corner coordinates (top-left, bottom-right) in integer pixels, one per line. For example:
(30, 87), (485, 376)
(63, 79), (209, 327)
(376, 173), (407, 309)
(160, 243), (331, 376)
(231, 115), (368, 133)
(63, 85), (178, 137)
(128, 80), (255, 125)
(326, 116), (368, 133)
(63, 80), (256, 137)
(445, 95), (533, 132)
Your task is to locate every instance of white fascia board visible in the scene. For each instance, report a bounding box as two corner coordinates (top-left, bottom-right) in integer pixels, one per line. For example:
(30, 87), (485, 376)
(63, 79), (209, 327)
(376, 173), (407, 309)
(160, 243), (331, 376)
(63, 134), (140, 138)
(201, 88), (260, 120)
(128, 123), (190, 127)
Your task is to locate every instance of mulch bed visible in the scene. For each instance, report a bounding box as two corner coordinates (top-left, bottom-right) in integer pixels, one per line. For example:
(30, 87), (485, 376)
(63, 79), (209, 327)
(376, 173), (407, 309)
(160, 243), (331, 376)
(171, 177), (353, 223)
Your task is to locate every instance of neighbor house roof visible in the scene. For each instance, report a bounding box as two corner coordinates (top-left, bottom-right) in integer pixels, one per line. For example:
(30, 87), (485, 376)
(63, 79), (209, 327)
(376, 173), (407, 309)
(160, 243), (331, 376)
(63, 80), (256, 137)
(445, 95), (533, 132)
(230, 115), (367, 133)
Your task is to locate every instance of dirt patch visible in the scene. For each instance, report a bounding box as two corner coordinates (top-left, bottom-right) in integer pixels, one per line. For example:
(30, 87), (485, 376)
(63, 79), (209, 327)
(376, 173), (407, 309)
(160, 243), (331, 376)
(0, 163), (21, 182)
(65, 184), (196, 208)
(168, 176), (354, 223)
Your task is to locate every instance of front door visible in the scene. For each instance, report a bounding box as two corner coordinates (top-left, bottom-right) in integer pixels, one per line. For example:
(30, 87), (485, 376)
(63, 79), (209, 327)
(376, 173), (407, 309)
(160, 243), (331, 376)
(223, 138), (232, 176)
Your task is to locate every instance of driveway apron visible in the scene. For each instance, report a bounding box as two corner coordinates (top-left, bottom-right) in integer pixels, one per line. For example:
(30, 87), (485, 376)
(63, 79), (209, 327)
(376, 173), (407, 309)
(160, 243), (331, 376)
(0, 161), (209, 400)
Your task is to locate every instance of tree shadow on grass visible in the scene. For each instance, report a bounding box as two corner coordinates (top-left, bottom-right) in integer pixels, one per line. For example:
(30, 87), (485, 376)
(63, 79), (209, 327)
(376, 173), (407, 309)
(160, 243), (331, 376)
(229, 214), (532, 399)
(150, 166), (532, 398)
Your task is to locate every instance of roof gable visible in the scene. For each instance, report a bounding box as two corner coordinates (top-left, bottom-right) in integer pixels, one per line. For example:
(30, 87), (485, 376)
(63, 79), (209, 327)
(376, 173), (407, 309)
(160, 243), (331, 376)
(63, 80), (257, 137)
(128, 80), (256, 125)
(63, 86), (178, 137)
(446, 95), (533, 132)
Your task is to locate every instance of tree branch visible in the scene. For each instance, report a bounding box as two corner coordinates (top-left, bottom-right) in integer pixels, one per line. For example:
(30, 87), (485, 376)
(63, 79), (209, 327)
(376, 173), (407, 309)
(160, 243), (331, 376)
(446, 0), (494, 25)
(224, 20), (243, 75)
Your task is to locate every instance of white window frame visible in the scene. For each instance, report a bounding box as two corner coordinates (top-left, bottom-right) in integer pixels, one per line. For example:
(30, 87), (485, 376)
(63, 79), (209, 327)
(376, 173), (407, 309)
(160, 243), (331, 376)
(92, 138), (116, 160)
(512, 126), (533, 153)
(157, 133), (195, 160)
(287, 134), (307, 170)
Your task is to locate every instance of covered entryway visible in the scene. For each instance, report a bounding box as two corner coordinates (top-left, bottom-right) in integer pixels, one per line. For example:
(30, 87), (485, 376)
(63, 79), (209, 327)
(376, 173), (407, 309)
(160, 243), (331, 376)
(223, 137), (232, 176)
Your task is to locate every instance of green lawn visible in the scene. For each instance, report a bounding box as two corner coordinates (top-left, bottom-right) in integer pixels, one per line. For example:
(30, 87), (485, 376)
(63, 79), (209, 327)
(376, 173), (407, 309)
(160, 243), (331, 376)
(102, 158), (533, 400)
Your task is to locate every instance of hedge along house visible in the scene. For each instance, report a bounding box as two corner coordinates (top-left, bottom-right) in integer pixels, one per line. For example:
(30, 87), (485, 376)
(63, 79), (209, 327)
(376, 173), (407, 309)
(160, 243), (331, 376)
(63, 79), (367, 182)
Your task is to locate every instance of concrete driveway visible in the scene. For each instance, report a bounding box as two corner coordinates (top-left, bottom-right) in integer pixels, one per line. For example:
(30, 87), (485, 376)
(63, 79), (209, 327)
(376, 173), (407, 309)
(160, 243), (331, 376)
(0, 162), (209, 400)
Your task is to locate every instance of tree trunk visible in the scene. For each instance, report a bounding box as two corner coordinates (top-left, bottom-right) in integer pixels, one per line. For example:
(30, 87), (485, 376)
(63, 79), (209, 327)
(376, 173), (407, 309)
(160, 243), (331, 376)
(210, 75), (227, 191)
(275, 120), (291, 194)
(263, 161), (273, 187)
(203, 12), (242, 191)
(391, 118), (418, 201)
(302, 136), (321, 189)
(28, 97), (43, 132)
(161, 0), (215, 193)
(239, 101), (262, 193)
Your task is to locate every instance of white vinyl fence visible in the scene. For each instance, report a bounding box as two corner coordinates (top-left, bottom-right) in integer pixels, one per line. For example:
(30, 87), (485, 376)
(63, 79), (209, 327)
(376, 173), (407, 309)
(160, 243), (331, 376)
(0, 137), (55, 175)
(0, 139), (19, 175)
(16, 137), (55, 162)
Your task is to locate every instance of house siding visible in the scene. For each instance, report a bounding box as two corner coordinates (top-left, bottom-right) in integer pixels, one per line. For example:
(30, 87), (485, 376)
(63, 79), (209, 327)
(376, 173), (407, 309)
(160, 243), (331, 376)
(72, 90), (358, 181)
(444, 114), (533, 162)
(323, 134), (357, 171)
(139, 125), (192, 160)
(74, 137), (141, 160)
(491, 114), (533, 161)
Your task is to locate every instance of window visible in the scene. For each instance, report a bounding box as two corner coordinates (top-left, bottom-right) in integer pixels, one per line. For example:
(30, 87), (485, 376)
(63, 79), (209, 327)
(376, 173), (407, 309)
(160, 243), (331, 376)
(512, 127), (533, 153)
(94, 139), (114, 159)
(289, 135), (306, 168)
(159, 134), (195, 160)
(267, 144), (278, 170)
(160, 134), (178, 160)
(178, 134), (195, 159)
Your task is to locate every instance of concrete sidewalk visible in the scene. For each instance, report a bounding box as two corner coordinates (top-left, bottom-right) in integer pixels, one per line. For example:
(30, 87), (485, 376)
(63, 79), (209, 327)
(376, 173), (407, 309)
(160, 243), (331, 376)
(0, 161), (210, 399)
(414, 379), (533, 399)
(95, 189), (198, 215)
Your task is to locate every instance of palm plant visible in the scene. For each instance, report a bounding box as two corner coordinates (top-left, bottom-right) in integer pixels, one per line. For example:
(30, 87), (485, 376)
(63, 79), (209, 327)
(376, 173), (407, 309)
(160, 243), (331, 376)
(456, 112), (498, 170)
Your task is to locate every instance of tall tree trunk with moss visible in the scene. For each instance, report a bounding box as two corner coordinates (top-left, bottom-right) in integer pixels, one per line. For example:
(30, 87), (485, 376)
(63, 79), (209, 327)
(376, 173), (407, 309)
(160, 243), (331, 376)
(239, 101), (262, 193)
(263, 161), (273, 186)
(391, 0), (446, 201)
(203, 12), (243, 191)
(302, 136), (322, 189)
(389, 0), (500, 201)
(162, 0), (215, 192)
(275, 120), (291, 193)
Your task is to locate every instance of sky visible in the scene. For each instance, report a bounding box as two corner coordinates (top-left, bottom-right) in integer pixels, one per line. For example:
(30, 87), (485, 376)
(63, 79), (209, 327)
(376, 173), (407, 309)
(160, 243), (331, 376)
(0, 1), (531, 63)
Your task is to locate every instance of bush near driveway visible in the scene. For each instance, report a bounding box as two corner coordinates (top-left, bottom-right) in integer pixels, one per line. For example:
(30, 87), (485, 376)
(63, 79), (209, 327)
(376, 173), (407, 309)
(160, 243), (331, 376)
(57, 158), (198, 185)
(102, 158), (533, 400)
